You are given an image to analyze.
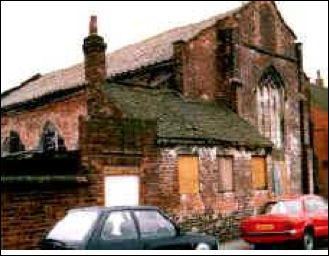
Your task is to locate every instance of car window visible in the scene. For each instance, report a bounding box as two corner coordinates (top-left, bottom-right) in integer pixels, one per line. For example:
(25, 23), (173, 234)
(134, 210), (176, 239)
(101, 211), (138, 240)
(320, 199), (328, 211)
(305, 198), (328, 213)
(264, 200), (301, 215)
(47, 211), (99, 242)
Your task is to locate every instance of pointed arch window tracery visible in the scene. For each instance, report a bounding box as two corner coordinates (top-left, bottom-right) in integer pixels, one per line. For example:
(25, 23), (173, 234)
(257, 66), (285, 148)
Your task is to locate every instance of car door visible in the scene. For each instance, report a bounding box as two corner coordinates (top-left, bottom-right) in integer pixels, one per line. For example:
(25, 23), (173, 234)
(87, 210), (141, 250)
(132, 210), (193, 250)
(304, 197), (328, 238)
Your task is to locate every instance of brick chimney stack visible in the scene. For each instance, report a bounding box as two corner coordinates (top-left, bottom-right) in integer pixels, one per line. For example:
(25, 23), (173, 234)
(316, 70), (324, 88)
(83, 16), (107, 118)
(83, 15), (107, 85)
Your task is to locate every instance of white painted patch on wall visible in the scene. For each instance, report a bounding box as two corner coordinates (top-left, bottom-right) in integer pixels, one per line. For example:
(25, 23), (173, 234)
(104, 176), (139, 207)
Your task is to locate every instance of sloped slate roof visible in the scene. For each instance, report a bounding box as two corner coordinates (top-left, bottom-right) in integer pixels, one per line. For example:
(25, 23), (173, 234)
(103, 83), (272, 148)
(310, 85), (328, 111)
(1, 5), (243, 109)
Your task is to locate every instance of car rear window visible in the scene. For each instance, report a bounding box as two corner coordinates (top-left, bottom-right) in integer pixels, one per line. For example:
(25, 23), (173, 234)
(264, 200), (301, 215)
(47, 211), (99, 242)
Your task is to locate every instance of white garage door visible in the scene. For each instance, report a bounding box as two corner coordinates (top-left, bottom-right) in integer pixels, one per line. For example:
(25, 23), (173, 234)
(105, 176), (140, 207)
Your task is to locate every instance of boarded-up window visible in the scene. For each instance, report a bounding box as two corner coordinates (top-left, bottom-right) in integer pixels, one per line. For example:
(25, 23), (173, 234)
(252, 157), (267, 190)
(218, 157), (234, 192)
(281, 161), (289, 194)
(178, 156), (199, 194)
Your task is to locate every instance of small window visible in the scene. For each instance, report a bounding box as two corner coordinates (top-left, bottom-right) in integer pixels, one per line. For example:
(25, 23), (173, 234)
(178, 156), (199, 194)
(252, 157), (267, 190)
(1, 131), (25, 155)
(218, 157), (234, 192)
(134, 211), (176, 239)
(40, 122), (66, 152)
(101, 211), (138, 240)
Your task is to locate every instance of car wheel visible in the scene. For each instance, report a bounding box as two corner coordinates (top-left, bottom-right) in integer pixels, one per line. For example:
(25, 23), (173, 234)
(195, 243), (211, 250)
(303, 230), (315, 250)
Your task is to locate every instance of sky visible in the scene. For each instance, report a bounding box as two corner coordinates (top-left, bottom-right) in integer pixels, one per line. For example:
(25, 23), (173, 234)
(1, 1), (328, 93)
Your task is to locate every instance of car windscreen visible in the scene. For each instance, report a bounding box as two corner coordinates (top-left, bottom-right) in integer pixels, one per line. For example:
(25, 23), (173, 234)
(47, 211), (99, 242)
(264, 200), (302, 215)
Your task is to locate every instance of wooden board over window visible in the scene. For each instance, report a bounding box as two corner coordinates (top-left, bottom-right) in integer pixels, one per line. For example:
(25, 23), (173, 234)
(178, 156), (199, 194)
(218, 157), (234, 192)
(280, 161), (289, 194)
(252, 157), (267, 190)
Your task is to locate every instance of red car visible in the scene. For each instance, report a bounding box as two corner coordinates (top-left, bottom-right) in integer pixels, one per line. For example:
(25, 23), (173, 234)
(241, 195), (328, 250)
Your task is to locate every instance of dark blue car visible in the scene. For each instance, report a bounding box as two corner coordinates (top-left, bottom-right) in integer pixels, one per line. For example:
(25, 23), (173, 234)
(41, 206), (219, 250)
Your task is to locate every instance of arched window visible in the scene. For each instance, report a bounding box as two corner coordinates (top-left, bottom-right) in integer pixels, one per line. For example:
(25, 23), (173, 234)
(40, 122), (66, 152)
(1, 131), (25, 156)
(257, 66), (285, 148)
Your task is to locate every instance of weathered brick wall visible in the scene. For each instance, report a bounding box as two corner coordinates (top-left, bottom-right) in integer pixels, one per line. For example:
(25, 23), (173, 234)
(1, 93), (87, 152)
(238, 44), (303, 195)
(174, 27), (219, 99)
(79, 116), (163, 208)
(1, 184), (96, 250)
(157, 147), (272, 214)
(239, 1), (296, 57)
(173, 2), (307, 197)
(160, 146), (272, 241)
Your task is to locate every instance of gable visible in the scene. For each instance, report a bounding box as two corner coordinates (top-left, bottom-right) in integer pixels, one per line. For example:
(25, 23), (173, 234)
(238, 1), (297, 56)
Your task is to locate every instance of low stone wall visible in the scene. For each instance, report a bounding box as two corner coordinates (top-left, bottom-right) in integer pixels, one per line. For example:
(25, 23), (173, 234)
(168, 209), (254, 242)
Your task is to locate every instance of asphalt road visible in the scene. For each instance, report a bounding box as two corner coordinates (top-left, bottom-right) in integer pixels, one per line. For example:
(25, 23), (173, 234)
(220, 239), (328, 250)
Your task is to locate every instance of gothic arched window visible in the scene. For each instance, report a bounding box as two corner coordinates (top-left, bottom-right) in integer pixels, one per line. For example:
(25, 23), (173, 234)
(257, 66), (285, 148)
(40, 122), (66, 153)
(1, 131), (25, 156)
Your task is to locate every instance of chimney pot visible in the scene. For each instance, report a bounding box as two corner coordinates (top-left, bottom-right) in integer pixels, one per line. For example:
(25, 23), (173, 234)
(89, 15), (98, 35)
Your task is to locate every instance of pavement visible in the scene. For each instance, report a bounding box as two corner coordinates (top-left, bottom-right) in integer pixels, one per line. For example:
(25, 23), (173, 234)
(219, 239), (251, 250)
(219, 238), (328, 250)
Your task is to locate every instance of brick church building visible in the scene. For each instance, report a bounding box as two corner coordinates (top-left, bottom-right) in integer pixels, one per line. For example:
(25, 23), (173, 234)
(1, 1), (314, 249)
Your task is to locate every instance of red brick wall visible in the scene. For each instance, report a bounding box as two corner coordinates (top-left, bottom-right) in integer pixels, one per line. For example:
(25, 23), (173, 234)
(1, 93), (90, 250)
(1, 184), (96, 250)
(311, 106), (328, 198)
(1, 93), (87, 152)
(176, 27), (219, 99)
